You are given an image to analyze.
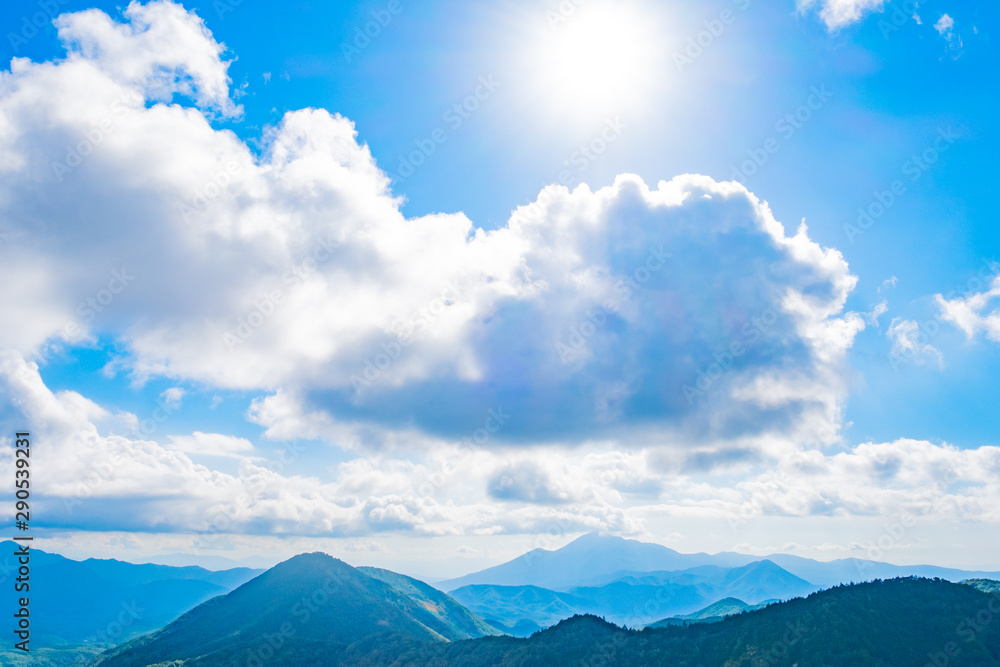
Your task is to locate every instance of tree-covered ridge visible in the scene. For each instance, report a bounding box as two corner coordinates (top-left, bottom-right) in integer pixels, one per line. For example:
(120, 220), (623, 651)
(95, 573), (1000, 667)
(94, 553), (500, 667)
(645, 596), (774, 628)
(964, 579), (1000, 594)
(379, 577), (1000, 667)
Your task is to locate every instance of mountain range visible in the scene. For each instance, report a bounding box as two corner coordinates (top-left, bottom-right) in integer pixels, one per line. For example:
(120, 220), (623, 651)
(437, 531), (1000, 591)
(430, 531), (1000, 633)
(97, 566), (1000, 666)
(646, 596), (773, 628)
(448, 559), (817, 631)
(11, 532), (1000, 666)
(0, 541), (261, 648)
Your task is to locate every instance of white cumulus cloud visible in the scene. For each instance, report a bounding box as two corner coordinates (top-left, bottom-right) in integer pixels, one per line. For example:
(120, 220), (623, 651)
(0, 1), (868, 458)
(935, 276), (1000, 342)
(167, 431), (254, 458)
(797, 0), (887, 30)
(886, 318), (943, 368)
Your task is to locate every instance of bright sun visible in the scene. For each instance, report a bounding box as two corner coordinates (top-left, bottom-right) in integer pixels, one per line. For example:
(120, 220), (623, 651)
(522, 2), (665, 125)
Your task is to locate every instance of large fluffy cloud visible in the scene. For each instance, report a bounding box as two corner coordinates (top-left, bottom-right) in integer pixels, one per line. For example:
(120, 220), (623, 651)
(0, 1), (866, 455)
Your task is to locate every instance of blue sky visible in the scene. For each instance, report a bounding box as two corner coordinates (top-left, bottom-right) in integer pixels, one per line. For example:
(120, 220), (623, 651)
(1, 0), (999, 574)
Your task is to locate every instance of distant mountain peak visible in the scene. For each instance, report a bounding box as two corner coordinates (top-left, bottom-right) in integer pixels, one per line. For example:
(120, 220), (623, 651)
(563, 531), (624, 548)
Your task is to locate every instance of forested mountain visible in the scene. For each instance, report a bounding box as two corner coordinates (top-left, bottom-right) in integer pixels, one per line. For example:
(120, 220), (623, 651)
(964, 578), (1000, 594)
(95, 553), (500, 667)
(356, 566), (502, 639)
(382, 578), (1000, 666)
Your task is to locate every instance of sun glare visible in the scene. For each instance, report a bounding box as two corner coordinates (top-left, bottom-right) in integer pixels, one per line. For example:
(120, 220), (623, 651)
(523, 2), (665, 125)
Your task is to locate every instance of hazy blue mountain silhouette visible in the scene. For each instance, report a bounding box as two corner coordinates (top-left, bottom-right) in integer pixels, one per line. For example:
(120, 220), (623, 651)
(450, 558), (817, 630)
(646, 596), (774, 627)
(437, 532), (743, 591)
(0, 541), (261, 648)
(437, 532), (1000, 593)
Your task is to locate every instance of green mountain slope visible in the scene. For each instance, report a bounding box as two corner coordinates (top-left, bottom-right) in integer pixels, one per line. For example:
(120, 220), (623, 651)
(96, 552), (499, 667)
(449, 584), (596, 634)
(357, 566), (503, 639)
